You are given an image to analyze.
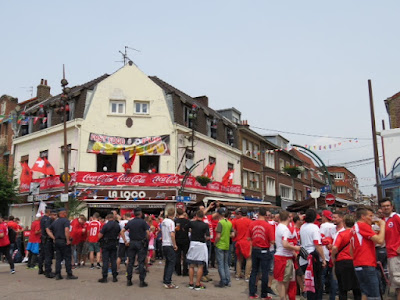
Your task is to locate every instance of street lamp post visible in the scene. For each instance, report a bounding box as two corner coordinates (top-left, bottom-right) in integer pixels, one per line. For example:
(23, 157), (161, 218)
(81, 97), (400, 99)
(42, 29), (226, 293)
(60, 67), (71, 206)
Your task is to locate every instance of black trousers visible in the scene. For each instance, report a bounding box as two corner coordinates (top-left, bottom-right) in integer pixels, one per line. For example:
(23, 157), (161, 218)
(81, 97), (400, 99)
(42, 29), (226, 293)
(175, 241), (189, 275)
(102, 244), (118, 278)
(44, 239), (54, 274)
(55, 240), (72, 276)
(0, 245), (14, 270)
(127, 241), (146, 281)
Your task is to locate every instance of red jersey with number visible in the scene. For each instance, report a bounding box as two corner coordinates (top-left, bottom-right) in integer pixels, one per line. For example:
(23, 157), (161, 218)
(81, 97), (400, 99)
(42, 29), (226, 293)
(0, 222), (10, 247)
(87, 220), (102, 243)
(29, 220), (41, 243)
(351, 221), (377, 267)
(333, 228), (352, 262)
(385, 213), (400, 258)
(248, 220), (275, 248)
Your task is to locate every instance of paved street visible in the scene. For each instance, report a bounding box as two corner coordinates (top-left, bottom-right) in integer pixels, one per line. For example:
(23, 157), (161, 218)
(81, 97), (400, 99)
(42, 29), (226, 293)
(1, 260), (395, 299)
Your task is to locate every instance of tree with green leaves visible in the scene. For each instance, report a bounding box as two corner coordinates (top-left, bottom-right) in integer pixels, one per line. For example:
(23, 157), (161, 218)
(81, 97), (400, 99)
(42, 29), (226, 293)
(54, 195), (86, 218)
(0, 166), (18, 217)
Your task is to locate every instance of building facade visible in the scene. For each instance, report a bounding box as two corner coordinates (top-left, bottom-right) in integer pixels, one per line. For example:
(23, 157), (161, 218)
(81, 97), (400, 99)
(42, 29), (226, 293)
(327, 166), (359, 201)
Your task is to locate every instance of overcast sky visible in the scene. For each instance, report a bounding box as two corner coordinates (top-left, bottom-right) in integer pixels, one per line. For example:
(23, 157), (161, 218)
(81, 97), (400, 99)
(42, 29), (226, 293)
(1, 1), (398, 196)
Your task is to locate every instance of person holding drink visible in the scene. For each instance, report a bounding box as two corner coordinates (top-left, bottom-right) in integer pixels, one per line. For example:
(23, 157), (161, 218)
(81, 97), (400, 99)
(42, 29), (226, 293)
(351, 207), (385, 300)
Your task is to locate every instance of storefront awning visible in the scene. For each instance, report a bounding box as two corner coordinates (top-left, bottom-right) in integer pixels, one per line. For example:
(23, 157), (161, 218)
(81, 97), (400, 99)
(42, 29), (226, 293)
(335, 198), (359, 206)
(201, 197), (272, 206)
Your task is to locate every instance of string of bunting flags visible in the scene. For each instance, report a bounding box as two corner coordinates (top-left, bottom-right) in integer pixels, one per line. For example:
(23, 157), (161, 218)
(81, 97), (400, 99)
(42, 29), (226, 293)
(244, 139), (359, 156)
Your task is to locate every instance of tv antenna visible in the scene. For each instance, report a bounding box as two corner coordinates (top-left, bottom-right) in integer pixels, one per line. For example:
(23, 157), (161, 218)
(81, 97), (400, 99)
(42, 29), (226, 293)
(20, 86), (33, 98)
(118, 46), (140, 65)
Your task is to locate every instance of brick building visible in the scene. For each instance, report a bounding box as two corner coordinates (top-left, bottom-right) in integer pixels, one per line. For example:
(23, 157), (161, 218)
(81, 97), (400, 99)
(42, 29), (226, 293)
(327, 166), (359, 201)
(0, 80), (50, 171)
(385, 91), (400, 129)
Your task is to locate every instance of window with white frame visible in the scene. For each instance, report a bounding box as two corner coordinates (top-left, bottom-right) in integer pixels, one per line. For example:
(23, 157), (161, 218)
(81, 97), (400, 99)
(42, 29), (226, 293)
(206, 118), (212, 137)
(280, 159), (285, 172)
(254, 174), (260, 189)
(242, 138), (247, 154)
(134, 101), (149, 114)
(266, 177), (276, 196)
(304, 169), (308, 179)
(280, 184), (292, 200)
(248, 141), (253, 157)
(297, 190), (302, 201)
(337, 186), (346, 194)
(110, 100), (125, 114)
(333, 172), (345, 180)
(254, 144), (259, 160)
(265, 152), (275, 169)
(243, 171), (248, 188)
(249, 172), (254, 189)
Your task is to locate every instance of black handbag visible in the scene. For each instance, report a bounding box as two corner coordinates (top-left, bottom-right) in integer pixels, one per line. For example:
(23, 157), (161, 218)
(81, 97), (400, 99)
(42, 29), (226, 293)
(299, 247), (309, 260)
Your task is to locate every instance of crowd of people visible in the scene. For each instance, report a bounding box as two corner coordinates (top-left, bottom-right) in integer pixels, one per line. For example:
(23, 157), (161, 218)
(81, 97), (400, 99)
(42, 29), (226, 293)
(0, 197), (400, 300)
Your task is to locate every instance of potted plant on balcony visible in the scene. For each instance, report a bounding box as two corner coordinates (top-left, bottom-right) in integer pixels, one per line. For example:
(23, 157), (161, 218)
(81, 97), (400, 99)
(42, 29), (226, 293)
(196, 175), (212, 186)
(283, 166), (304, 178)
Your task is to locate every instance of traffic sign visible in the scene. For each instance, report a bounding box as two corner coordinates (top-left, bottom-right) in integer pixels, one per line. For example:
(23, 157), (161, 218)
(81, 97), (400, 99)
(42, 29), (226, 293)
(320, 185), (332, 193)
(325, 193), (336, 205)
(176, 196), (191, 202)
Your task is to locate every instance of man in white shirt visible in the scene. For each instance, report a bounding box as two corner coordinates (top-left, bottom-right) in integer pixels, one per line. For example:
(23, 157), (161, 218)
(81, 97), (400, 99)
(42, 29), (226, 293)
(161, 208), (178, 289)
(300, 209), (326, 300)
(117, 212), (132, 271)
(274, 211), (301, 300)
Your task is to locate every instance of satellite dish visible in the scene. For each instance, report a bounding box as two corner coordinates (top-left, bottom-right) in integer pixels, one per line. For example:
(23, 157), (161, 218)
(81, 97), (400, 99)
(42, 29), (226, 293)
(185, 159), (194, 169)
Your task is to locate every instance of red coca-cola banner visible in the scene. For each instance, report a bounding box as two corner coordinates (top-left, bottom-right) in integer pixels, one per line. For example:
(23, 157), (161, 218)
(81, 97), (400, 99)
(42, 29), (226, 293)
(20, 172), (242, 195)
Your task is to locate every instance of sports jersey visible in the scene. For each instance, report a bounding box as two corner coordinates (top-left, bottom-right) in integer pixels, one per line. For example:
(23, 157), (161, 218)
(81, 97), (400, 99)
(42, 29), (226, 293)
(87, 220), (102, 243)
(299, 222), (322, 266)
(248, 220), (274, 249)
(233, 217), (251, 241)
(351, 221), (377, 267)
(384, 213), (400, 259)
(275, 223), (294, 257)
(28, 220), (41, 243)
(320, 222), (336, 261)
(0, 222), (10, 247)
(119, 219), (129, 243)
(333, 228), (352, 261)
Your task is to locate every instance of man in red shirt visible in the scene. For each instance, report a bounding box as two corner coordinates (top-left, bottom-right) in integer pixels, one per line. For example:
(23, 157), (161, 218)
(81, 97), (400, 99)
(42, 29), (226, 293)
(351, 207), (385, 300)
(233, 208), (251, 281)
(248, 207), (275, 299)
(70, 215), (87, 266)
(332, 213), (361, 300)
(87, 213), (102, 269)
(0, 215), (15, 274)
(27, 214), (42, 269)
(380, 197), (400, 299)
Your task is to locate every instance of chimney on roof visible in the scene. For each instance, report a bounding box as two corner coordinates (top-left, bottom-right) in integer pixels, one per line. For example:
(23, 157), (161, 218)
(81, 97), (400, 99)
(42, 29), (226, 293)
(36, 79), (51, 100)
(241, 120), (249, 127)
(194, 96), (208, 107)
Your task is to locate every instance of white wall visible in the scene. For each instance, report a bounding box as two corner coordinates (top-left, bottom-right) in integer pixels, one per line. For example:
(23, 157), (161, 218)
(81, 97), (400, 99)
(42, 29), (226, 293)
(382, 128), (400, 174)
(79, 64), (176, 173)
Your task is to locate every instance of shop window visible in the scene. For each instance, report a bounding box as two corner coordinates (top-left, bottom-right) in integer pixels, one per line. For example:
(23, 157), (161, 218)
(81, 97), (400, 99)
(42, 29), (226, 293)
(97, 154), (117, 172)
(140, 156), (159, 173)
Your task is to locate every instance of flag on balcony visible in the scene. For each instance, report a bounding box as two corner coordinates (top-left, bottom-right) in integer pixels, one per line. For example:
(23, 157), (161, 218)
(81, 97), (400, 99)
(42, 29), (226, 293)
(222, 169), (234, 187)
(122, 150), (137, 173)
(20, 162), (32, 185)
(202, 162), (216, 179)
(32, 157), (55, 175)
(44, 158), (56, 176)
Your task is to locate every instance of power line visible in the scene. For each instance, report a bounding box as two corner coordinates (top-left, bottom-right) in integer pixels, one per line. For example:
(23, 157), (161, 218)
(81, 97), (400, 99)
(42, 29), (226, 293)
(252, 126), (372, 140)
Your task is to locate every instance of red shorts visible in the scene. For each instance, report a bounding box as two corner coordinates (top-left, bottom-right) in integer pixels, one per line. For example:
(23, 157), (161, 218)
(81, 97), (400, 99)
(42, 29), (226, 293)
(274, 255), (294, 282)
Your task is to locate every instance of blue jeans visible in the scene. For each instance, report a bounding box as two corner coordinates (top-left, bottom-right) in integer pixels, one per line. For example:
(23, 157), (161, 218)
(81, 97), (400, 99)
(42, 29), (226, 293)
(354, 266), (380, 300)
(163, 246), (176, 284)
(249, 248), (272, 298)
(216, 247), (230, 285)
(322, 265), (338, 300)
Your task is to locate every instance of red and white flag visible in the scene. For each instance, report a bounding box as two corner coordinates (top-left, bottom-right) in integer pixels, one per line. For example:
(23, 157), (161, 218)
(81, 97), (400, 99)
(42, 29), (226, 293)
(222, 169), (234, 187)
(202, 162), (216, 179)
(44, 158), (56, 176)
(31, 157), (46, 174)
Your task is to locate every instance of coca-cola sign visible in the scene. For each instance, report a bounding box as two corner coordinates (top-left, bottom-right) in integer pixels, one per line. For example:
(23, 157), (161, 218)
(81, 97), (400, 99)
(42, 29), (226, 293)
(20, 171), (241, 195)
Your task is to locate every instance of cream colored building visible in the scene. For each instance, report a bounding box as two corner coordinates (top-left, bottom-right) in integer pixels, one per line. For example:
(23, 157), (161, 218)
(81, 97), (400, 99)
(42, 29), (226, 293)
(10, 63), (244, 223)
